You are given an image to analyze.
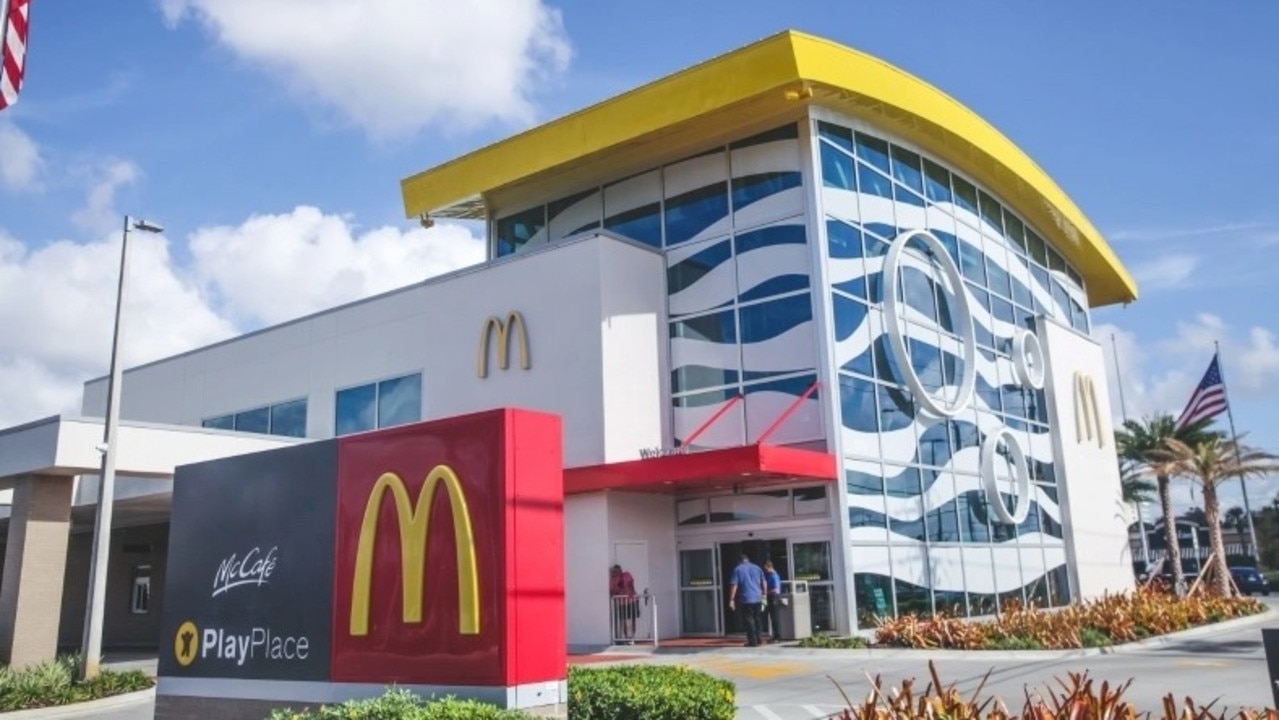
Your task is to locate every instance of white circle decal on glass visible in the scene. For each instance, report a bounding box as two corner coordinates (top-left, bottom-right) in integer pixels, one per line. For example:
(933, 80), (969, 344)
(980, 427), (1032, 525)
(1011, 329), (1045, 390)
(882, 230), (977, 418)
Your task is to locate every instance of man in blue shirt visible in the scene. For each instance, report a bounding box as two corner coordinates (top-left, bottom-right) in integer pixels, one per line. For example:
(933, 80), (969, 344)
(728, 554), (767, 647)
(763, 560), (783, 642)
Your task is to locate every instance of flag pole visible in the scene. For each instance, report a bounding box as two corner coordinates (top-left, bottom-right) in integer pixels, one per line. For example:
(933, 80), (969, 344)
(1110, 333), (1130, 423)
(0, 1), (9, 55)
(1215, 340), (1260, 564)
(1111, 332), (1149, 564)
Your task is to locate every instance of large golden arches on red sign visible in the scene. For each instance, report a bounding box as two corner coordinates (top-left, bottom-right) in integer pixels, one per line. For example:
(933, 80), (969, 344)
(349, 465), (479, 636)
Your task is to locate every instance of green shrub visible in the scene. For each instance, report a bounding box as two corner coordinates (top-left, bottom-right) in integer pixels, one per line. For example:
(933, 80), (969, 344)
(568, 665), (734, 720)
(982, 635), (1043, 650)
(1079, 627), (1110, 648)
(0, 655), (153, 711)
(265, 689), (535, 719)
(797, 635), (869, 649)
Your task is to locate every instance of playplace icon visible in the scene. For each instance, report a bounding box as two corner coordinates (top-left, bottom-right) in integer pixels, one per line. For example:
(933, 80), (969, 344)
(174, 620), (199, 667)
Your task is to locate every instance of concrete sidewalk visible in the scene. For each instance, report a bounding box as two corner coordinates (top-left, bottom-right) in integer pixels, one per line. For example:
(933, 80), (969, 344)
(32, 597), (1279, 719)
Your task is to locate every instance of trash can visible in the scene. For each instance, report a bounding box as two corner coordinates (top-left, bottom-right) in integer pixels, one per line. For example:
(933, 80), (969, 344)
(775, 580), (811, 640)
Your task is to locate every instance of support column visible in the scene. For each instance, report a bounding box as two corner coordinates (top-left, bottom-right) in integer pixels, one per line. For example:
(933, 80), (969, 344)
(0, 475), (74, 667)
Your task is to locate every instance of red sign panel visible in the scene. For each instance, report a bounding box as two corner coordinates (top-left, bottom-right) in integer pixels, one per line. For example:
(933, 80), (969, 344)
(330, 409), (564, 687)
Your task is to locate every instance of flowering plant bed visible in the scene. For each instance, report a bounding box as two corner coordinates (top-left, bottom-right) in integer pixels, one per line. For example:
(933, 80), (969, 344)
(870, 588), (1264, 650)
(825, 660), (1277, 719)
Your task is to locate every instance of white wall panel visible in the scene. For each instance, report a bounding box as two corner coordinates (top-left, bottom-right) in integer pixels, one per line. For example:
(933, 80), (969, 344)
(606, 492), (679, 641)
(566, 493), (610, 649)
(84, 235), (667, 469)
(1038, 319), (1134, 599)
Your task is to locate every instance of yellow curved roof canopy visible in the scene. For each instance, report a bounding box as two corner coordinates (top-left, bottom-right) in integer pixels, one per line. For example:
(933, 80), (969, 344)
(401, 30), (1137, 306)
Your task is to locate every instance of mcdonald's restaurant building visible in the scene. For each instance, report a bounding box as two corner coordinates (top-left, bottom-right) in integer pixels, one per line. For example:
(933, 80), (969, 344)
(0, 30), (1140, 665)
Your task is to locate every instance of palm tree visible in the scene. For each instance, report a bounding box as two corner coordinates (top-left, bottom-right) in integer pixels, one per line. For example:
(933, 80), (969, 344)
(1119, 459), (1156, 504)
(1116, 415), (1220, 593)
(1224, 506), (1247, 532)
(1160, 437), (1279, 596)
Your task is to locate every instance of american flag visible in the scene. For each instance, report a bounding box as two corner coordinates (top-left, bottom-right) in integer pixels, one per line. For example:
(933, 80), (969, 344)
(1, 0), (31, 111)
(1176, 353), (1228, 430)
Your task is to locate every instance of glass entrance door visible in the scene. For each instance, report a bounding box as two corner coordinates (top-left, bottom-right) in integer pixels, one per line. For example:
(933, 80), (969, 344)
(678, 548), (721, 635)
(717, 538), (788, 635)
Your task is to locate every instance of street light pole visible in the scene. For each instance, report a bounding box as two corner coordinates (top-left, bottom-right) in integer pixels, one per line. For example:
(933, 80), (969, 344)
(79, 216), (163, 681)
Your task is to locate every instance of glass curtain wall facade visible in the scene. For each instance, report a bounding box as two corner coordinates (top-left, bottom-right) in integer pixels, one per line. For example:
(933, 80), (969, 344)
(495, 124), (825, 450)
(492, 111), (1094, 631)
(814, 111), (1085, 625)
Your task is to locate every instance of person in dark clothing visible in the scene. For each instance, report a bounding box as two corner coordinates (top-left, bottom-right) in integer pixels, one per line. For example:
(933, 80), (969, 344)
(727, 553), (767, 647)
(763, 560), (783, 642)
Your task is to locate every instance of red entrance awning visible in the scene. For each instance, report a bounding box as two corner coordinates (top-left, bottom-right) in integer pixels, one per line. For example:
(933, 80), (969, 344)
(563, 444), (837, 495)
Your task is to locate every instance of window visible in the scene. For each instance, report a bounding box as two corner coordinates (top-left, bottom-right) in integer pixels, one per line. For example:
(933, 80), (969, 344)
(820, 142), (856, 190)
(495, 205), (546, 257)
(889, 145), (924, 195)
(336, 373), (422, 436)
(854, 132), (891, 173)
(203, 398), (308, 438)
(269, 399), (307, 438)
(130, 566), (151, 614)
(923, 159), (951, 204)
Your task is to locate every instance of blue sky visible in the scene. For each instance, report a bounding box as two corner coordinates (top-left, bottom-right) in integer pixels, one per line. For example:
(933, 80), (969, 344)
(1, 1), (1276, 512)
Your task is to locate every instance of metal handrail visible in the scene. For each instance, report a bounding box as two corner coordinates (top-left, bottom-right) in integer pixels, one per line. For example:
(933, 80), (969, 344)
(610, 590), (658, 647)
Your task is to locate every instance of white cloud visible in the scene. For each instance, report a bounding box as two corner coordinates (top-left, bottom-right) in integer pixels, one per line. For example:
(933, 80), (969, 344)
(1, 161), (483, 428)
(1129, 253), (1198, 291)
(0, 228), (236, 426)
(1096, 314), (1279, 421)
(160, 0), (571, 138)
(188, 206), (484, 326)
(1109, 222), (1268, 243)
(0, 120), (43, 191)
(1238, 327), (1279, 394)
(70, 160), (141, 235)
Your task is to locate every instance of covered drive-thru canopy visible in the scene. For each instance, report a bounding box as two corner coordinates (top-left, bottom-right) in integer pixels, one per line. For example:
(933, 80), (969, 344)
(0, 416), (301, 668)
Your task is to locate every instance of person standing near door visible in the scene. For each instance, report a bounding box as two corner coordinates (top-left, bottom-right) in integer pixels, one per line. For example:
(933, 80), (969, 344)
(609, 564), (638, 642)
(727, 553), (767, 647)
(763, 560), (783, 642)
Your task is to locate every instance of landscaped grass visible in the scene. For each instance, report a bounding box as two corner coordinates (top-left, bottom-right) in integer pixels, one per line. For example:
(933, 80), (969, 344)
(0, 655), (153, 712)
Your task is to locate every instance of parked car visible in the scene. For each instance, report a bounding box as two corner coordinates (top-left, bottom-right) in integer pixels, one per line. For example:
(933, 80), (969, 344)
(1229, 566), (1271, 596)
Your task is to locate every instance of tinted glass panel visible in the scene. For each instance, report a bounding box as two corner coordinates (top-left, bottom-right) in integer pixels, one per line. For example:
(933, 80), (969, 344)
(336, 383), (376, 436)
(738, 294), (812, 344)
(202, 415), (234, 430)
(977, 191), (1003, 233)
(495, 205), (545, 257)
(923, 159), (951, 204)
(793, 487), (829, 515)
(817, 121), (853, 152)
(839, 374), (879, 434)
(665, 182), (728, 246)
(605, 203), (662, 248)
(952, 176), (978, 215)
(234, 407), (269, 434)
(269, 399), (307, 438)
(733, 172), (802, 210)
(857, 163), (893, 198)
(378, 374), (421, 428)
(854, 132), (891, 173)
(890, 145), (924, 194)
(821, 142), (856, 190)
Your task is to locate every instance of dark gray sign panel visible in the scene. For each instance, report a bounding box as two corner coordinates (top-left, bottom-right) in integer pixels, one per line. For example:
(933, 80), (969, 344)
(1265, 628), (1279, 711)
(159, 440), (337, 680)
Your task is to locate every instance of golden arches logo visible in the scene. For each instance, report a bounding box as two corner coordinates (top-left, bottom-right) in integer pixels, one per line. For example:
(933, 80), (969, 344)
(1073, 372), (1106, 448)
(477, 311), (530, 378)
(349, 465), (479, 637)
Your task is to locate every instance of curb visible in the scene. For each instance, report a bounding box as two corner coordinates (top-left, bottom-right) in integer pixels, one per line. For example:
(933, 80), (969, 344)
(0, 687), (155, 719)
(597, 606), (1278, 663)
